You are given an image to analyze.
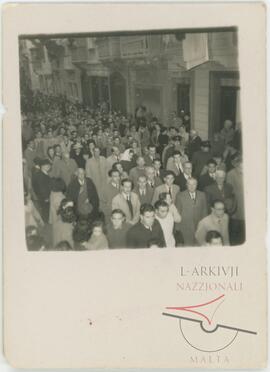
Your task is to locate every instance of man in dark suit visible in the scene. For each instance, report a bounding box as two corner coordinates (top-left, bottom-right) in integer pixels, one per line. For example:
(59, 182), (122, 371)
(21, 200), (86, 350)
(187, 130), (202, 158)
(127, 204), (166, 248)
(32, 159), (52, 223)
(67, 168), (99, 220)
(192, 140), (212, 179)
(144, 145), (160, 166)
(152, 158), (166, 181)
(134, 175), (154, 204)
(175, 177), (208, 246)
(204, 170), (236, 216)
(175, 161), (193, 191)
(145, 166), (163, 189)
(198, 158), (217, 191)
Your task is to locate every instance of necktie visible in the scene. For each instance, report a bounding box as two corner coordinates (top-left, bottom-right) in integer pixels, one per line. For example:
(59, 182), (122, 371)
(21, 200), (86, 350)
(126, 196), (134, 218)
(169, 187), (172, 197)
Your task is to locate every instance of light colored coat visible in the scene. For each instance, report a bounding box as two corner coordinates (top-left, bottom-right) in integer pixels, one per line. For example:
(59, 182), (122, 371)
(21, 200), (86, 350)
(51, 158), (78, 187)
(152, 184), (180, 204)
(85, 156), (107, 198)
(112, 192), (141, 225)
(195, 213), (230, 246)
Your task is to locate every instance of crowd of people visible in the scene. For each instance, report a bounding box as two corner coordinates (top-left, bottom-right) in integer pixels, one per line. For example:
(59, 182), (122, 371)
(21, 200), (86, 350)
(23, 92), (245, 251)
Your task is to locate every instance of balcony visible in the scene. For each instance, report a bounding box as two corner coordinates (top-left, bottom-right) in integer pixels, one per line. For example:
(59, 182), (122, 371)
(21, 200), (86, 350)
(97, 37), (121, 60)
(120, 35), (163, 60)
(120, 36), (148, 58)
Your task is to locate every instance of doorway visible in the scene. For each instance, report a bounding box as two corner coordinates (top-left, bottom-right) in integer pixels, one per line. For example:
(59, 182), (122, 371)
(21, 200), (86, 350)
(110, 72), (127, 114)
(208, 71), (240, 138)
(177, 83), (190, 116)
(220, 86), (238, 125)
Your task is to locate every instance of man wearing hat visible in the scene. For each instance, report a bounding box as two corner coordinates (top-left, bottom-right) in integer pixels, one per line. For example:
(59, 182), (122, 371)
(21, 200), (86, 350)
(70, 143), (85, 169)
(192, 140), (212, 179)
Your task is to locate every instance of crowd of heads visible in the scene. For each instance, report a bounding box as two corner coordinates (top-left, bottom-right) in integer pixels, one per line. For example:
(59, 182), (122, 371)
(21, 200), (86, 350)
(23, 91), (244, 251)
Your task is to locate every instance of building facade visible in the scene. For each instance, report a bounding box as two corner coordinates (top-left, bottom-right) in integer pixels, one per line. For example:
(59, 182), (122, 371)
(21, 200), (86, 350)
(19, 30), (241, 139)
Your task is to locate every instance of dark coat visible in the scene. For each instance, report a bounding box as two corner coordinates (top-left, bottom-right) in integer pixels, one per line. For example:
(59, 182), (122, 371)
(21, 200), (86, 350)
(134, 184), (154, 205)
(188, 136), (202, 158)
(66, 177), (99, 216)
(175, 190), (208, 246)
(198, 173), (216, 191)
(204, 182), (237, 216)
(70, 151), (86, 169)
(32, 170), (52, 201)
(174, 172), (190, 191)
(192, 151), (212, 178)
(126, 219), (166, 248)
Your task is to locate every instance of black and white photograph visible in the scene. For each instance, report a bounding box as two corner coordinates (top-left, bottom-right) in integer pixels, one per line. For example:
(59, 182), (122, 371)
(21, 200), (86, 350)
(20, 28), (245, 251)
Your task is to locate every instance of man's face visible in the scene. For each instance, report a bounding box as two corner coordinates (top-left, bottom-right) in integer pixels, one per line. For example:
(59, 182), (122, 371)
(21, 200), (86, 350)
(201, 146), (209, 153)
(165, 175), (174, 186)
(112, 147), (120, 156)
(111, 171), (120, 185)
(89, 142), (95, 150)
(146, 168), (155, 180)
(122, 181), (132, 195)
(208, 237), (223, 246)
(94, 148), (100, 158)
(187, 179), (197, 193)
(28, 140), (34, 149)
(63, 152), (70, 160)
(190, 130), (196, 139)
(212, 202), (225, 218)
(153, 160), (161, 170)
(170, 129), (176, 136)
(156, 206), (169, 219)
(55, 145), (61, 155)
(165, 194), (172, 205)
(184, 163), (192, 175)
(114, 138), (120, 146)
(77, 169), (85, 182)
(216, 173), (226, 185)
(208, 163), (216, 174)
(149, 147), (156, 157)
(42, 164), (51, 173)
(174, 154), (181, 163)
(138, 177), (147, 189)
(141, 211), (155, 228)
(111, 212), (124, 229)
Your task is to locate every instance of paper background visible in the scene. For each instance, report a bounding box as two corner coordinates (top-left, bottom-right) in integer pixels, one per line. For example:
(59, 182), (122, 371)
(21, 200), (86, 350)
(2, 2), (267, 368)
